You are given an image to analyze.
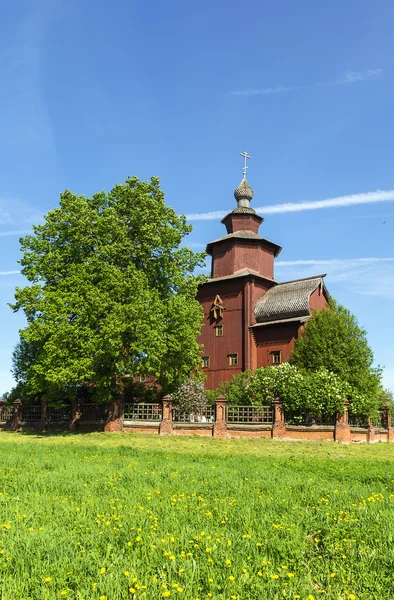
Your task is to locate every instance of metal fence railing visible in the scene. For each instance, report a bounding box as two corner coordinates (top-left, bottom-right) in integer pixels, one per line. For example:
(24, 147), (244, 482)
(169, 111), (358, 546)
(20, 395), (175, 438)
(348, 414), (369, 428)
(47, 407), (73, 422)
(124, 403), (162, 422)
(79, 404), (108, 422)
(372, 411), (387, 429)
(172, 405), (215, 423)
(0, 405), (13, 422)
(227, 405), (273, 424)
(285, 412), (336, 426)
(22, 406), (41, 421)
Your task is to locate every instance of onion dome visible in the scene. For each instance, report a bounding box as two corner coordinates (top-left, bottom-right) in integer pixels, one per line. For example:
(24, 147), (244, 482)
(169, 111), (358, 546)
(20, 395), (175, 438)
(234, 177), (254, 208)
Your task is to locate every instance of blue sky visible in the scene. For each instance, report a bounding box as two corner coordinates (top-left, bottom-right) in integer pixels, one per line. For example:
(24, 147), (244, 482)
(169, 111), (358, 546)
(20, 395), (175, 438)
(1, 0), (394, 393)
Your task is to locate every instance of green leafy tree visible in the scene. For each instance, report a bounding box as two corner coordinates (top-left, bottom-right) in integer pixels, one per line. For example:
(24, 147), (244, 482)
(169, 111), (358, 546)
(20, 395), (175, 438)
(290, 298), (381, 412)
(249, 363), (304, 406)
(207, 371), (254, 405)
(10, 176), (206, 403)
(377, 388), (394, 414)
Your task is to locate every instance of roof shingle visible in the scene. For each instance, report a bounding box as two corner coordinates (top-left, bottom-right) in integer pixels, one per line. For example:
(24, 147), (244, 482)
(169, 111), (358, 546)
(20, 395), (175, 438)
(254, 276), (326, 323)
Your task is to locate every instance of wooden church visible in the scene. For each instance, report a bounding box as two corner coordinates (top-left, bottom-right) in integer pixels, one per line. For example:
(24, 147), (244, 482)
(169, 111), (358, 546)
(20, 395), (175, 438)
(197, 157), (329, 389)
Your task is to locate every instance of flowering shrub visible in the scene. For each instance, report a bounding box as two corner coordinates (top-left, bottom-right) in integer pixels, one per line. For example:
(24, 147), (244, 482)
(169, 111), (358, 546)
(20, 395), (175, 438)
(213, 364), (350, 417)
(170, 377), (208, 414)
(208, 362), (383, 418)
(305, 369), (349, 415)
(249, 364), (306, 408)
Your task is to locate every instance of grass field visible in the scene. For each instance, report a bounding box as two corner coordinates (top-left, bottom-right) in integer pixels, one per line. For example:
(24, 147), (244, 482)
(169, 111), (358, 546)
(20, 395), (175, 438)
(0, 433), (393, 600)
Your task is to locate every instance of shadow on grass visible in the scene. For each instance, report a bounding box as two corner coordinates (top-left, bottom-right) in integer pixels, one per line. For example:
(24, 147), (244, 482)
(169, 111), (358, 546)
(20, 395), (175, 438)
(6, 428), (105, 439)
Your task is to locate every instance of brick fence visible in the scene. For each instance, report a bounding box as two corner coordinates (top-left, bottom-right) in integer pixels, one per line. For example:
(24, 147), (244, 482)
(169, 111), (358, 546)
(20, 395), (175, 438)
(1, 397), (392, 444)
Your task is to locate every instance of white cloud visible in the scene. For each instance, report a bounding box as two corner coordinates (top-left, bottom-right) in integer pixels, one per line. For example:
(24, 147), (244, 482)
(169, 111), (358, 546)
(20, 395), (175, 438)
(0, 271), (20, 276)
(186, 189), (394, 220)
(230, 85), (301, 96)
(0, 195), (42, 225)
(276, 257), (394, 300)
(229, 68), (383, 96)
(335, 69), (383, 84)
(276, 257), (394, 267)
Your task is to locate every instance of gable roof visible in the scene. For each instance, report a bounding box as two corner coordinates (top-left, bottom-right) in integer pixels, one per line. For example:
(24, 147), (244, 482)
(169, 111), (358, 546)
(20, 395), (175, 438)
(254, 275), (327, 323)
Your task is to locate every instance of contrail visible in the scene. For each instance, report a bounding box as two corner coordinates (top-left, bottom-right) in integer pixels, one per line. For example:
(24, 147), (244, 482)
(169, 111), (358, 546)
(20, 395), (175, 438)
(276, 257), (394, 267)
(186, 189), (394, 220)
(0, 270), (20, 276)
(229, 68), (383, 96)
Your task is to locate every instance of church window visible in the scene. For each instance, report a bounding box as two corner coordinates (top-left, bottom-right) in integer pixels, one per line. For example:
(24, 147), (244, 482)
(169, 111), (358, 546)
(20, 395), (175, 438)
(202, 356), (210, 368)
(215, 324), (224, 337)
(271, 351), (281, 364)
(228, 353), (238, 366)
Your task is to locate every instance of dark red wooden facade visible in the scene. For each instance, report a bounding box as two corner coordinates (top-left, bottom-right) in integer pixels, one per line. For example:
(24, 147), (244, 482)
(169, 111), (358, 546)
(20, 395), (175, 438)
(197, 177), (329, 389)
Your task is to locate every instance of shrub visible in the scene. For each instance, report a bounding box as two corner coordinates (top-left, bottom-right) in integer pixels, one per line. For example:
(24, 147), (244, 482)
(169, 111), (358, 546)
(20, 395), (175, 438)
(170, 377), (208, 414)
(207, 371), (254, 406)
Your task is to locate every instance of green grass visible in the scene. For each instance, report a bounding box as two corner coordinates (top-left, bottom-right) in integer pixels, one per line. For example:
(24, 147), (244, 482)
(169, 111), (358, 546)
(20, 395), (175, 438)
(0, 432), (393, 600)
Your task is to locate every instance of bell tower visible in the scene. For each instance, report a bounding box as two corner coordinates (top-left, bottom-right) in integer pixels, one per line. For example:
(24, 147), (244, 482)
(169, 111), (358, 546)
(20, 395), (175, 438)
(206, 159), (281, 280)
(197, 153), (282, 389)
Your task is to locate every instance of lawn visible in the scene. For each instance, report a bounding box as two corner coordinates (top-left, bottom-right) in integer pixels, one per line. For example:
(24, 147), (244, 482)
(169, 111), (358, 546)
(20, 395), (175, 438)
(0, 433), (393, 600)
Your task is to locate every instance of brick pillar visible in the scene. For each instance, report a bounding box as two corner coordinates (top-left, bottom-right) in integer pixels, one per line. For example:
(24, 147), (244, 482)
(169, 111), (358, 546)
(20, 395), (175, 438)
(335, 399), (351, 443)
(10, 399), (22, 431)
(272, 397), (286, 438)
(159, 395), (173, 435)
(385, 407), (393, 443)
(104, 398), (124, 432)
(367, 417), (375, 444)
(70, 398), (81, 431)
(40, 398), (48, 431)
(213, 395), (227, 438)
